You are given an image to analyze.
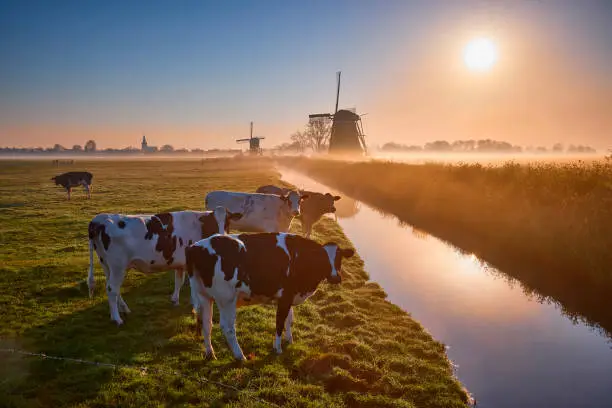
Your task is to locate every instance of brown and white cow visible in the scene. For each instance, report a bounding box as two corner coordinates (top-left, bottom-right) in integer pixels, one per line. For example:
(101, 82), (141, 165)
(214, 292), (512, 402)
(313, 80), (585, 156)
(256, 185), (341, 237)
(185, 232), (354, 360)
(52, 171), (93, 199)
(87, 207), (242, 325)
(205, 190), (308, 233)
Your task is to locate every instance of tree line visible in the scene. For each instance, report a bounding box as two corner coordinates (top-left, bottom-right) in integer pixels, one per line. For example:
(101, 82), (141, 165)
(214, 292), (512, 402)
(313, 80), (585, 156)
(0, 140), (240, 155)
(379, 139), (597, 154)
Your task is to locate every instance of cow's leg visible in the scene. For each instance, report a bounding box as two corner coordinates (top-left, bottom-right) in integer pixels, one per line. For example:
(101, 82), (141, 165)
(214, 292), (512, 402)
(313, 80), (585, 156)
(105, 264), (126, 325)
(274, 296), (292, 354)
(171, 268), (185, 306)
(218, 299), (245, 361)
(200, 296), (215, 359)
(301, 218), (313, 238)
(83, 182), (91, 199)
(284, 307), (294, 344)
(66, 187), (71, 200)
(118, 295), (131, 314)
(304, 224), (312, 238)
(188, 275), (215, 358)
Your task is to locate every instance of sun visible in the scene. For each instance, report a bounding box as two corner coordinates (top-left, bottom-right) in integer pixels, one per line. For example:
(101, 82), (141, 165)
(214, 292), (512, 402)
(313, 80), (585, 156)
(463, 37), (498, 72)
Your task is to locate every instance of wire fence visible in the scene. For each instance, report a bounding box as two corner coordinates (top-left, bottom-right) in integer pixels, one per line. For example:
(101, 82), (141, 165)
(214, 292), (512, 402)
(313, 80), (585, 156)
(0, 348), (279, 407)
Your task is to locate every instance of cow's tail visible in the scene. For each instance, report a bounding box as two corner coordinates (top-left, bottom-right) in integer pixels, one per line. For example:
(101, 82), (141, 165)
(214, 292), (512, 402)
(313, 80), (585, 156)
(87, 238), (96, 298)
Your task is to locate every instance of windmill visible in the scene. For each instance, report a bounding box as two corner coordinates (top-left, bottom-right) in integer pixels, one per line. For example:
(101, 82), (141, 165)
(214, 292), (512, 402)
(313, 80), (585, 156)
(308, 71), (367, 155)
(236, 122), (265, 155)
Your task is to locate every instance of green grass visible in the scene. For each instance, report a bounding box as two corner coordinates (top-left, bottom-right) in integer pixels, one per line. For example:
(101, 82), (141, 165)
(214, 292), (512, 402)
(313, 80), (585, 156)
(276, 157), (612, 335)
(0, 158), (468, 407)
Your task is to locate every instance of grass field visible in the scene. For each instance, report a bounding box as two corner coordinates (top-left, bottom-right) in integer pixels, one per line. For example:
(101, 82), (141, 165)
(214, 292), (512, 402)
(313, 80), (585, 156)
(0, 159), (468, 407)
(277, 157), (612, 335)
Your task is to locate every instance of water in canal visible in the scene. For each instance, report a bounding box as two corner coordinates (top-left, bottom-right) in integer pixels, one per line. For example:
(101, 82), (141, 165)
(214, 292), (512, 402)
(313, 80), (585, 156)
(279, 168), (612, 408)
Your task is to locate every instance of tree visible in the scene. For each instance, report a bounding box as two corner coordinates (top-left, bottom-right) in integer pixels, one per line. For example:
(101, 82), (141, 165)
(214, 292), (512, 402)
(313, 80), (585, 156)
(304, 118), (331, 152)
(290, 130), (310, 152)
(52, 144), (66, 151)
(160, 144), (174, 152)
(552, 143), (564, 152)
(84, 140), (97, 152)
(424, 140), (451, 151)
(72, 144), (83, 152)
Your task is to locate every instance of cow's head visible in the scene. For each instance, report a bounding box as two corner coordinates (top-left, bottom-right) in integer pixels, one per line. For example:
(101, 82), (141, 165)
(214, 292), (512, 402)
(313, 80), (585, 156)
(51, 176), (59, 185)
(296, 191), (341, 220)
(200, 206), (243, 237)
(322, 242), (355, 284)
(280, 191), (309, 217)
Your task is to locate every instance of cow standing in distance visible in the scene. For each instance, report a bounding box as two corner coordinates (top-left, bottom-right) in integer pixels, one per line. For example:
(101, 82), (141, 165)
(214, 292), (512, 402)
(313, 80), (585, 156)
(185, 232), (355, 360)
(205, 190), (308, 233)
(52, 171), (93, 200)
(87, 206), (242, 325)
(256, 185), (341, 238)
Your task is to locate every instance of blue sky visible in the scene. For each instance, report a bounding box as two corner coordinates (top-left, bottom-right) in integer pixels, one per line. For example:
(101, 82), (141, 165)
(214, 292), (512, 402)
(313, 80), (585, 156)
(1, 0), (611, 149)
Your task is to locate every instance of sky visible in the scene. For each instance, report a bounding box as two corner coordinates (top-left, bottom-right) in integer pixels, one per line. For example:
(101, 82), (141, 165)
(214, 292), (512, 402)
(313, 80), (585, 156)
(0, 0), (611, 150)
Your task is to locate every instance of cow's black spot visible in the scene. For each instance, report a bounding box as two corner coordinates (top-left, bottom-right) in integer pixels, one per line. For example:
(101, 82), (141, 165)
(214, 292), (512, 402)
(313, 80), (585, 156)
(179, 237), (183, 247)
(188, 240), (193, 246)
(211, 236), (244, 282)
(286, 235), (334, 291)
(185, 245), (217, 285)
(100, 227), (111, 250)
(149, 213), (177, 264)
(150, 260), (155, 264)
(93, 243), (97, 250)
(156, 213), (174, 235)
(89, 221), (111, 250)
(99, 257), (104, 264)
(200, 213), (220, 238)
(107, 286), (112, 293)
(166, 257), (174, 265)
(118, 220), (126, 229)
(235, 233), (291, 298)
(145, 217), (164, 240)
(88, 221), (99, 240)
(235, 281), (242, 288)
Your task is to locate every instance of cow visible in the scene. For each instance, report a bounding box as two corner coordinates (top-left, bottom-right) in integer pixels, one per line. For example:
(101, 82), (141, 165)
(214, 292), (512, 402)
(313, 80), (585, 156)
(205, 190), (308, 233)
(185, 232), (355, 360)
(256, 185), (341, 238)
(51, 171), (93, 200)
(87, 206), (242, 325)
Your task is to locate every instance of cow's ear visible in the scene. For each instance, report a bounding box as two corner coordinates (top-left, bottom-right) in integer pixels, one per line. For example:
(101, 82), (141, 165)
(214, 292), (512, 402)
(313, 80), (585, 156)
(341, 248), (355, 258)
(228, 211), (243, 221)
(333, 195), (341, 201)
(300, 194), (309, 201)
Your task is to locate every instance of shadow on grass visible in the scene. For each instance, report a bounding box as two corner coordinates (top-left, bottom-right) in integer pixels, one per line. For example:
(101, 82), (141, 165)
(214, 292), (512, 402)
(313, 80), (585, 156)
(5, 273), (197, 406)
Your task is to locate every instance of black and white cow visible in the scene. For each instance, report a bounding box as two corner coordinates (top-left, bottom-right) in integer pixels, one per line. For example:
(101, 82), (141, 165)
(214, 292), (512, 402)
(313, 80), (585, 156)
(87, 207), (242, 325)
(205, 190), (308, 233)
(257, 185), (341, 238)
(185, 232), (354, 360)
(52, 171), (93, 199)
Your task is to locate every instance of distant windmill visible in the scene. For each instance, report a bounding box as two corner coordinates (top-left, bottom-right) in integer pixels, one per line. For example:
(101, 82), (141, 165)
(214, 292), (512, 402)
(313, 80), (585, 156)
(308, 71), (367, 155)
(236, 122), (265, 155)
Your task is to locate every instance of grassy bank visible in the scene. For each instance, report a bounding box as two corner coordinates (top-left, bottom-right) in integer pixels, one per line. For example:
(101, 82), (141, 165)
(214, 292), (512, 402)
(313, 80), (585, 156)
(277, 157), (612, 335)
(0, 159), (468, 407)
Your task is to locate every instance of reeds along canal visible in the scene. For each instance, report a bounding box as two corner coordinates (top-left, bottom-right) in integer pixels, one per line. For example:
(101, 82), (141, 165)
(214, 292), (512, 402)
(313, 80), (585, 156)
(278, 167), (612, 408)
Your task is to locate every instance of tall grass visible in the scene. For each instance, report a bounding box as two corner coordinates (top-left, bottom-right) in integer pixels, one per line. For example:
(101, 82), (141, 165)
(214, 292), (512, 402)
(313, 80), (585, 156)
(278, 157), (612, 334)
(0, 159), (469, 407)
